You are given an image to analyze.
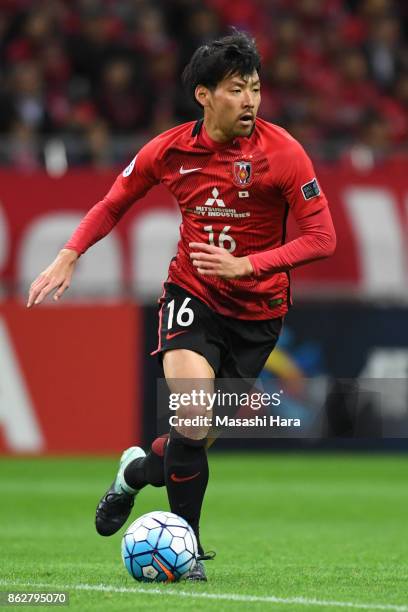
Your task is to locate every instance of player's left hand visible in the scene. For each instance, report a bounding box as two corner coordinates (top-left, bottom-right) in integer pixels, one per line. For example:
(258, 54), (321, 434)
(189, 242), (253, 279)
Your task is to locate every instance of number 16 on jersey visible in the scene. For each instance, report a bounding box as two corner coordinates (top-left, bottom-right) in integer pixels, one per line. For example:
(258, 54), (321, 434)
(204, 225), (236, 253)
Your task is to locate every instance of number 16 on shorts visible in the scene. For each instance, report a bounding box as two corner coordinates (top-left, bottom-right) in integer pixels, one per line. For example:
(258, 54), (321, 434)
(166, 297), (194, 330)
(152, 284), (207, 356)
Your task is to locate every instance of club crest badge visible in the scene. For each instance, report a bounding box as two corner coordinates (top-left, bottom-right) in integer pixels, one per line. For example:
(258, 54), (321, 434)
(233, 161), (253, 187)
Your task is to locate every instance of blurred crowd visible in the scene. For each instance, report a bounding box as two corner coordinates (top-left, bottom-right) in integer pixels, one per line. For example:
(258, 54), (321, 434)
(0, 0), (407, 171)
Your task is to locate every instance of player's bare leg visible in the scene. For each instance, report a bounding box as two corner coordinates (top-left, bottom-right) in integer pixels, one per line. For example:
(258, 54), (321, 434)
(161, 349), (215, 580)
(96, 349), (215, 579)
(123, 349), (214, 498)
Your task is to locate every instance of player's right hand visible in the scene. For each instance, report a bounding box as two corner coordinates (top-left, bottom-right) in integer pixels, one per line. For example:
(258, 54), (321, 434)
(26, 248), (79, 308)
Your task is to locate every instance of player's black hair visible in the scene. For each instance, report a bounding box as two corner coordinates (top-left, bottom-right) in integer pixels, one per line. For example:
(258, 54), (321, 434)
(182, 29), (261, 107)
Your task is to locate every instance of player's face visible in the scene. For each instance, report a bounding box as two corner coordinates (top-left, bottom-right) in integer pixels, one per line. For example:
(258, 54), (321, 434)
(198, 70), (261, 142)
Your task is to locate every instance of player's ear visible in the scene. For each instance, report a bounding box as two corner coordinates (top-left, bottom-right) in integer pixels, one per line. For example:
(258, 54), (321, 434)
(195, 85), (209, 108)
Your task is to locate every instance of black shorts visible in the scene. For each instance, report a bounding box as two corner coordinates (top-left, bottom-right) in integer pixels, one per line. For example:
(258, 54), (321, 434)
(152, 282), (282, 379)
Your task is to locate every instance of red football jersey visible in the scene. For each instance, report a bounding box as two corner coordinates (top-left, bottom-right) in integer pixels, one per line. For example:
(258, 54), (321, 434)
(65, 118), (335, 319)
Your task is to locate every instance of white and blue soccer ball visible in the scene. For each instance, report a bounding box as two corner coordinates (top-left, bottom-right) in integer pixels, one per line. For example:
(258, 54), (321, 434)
(121, 511), (198, 582)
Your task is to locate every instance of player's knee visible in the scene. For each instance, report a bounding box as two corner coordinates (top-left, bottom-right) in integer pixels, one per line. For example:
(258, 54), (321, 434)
(172, 419), (211, 441)
(176, 402), (211, 421)
(171, 402), (212, 440)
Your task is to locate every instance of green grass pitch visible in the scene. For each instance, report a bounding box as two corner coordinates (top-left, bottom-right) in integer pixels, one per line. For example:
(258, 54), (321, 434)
(1, 453), (407, 611)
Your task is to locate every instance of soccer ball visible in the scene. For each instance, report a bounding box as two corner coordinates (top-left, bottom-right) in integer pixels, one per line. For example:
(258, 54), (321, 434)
(121, 511), (198, 582)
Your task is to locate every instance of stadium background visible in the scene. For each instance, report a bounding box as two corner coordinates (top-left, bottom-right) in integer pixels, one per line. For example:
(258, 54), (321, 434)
(1, 2), (408, 610)
(1, 0), (407, 454)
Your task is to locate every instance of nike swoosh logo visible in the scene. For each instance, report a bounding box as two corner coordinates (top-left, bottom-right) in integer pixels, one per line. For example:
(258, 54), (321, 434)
(170, 471), (201, 483)
(152, 554), (175, 582)
(166, 330), (188, 340)
(179, 166), (202, 174)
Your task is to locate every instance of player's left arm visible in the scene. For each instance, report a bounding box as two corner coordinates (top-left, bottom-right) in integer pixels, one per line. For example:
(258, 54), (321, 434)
(247, 141), (336, 277)
(189, 142), (336, 280)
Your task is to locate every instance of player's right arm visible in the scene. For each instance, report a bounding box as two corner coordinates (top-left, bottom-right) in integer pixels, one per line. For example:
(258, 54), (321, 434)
(27, 143), (160, 307)
(27, 247), (79, 307)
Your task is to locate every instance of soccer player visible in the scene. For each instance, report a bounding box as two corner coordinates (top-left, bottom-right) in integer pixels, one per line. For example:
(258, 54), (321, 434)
(27, 30), (336, 581)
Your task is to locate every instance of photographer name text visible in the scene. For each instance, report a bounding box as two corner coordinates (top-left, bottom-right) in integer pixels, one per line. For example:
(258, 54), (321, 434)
(168, 415), (301, 428)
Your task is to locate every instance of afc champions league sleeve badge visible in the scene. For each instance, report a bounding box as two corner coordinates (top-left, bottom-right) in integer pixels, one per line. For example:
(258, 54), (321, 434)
(232, 161), (253, 187)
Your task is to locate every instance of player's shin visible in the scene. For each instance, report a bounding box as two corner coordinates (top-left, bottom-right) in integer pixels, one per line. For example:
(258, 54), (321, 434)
(164, 429), (209, 556)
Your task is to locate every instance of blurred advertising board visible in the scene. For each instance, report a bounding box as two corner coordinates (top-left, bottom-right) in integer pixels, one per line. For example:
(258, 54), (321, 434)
(0, 157), (407, 301)
(142, 302), (408, 448)
(0, 302), (141, 454)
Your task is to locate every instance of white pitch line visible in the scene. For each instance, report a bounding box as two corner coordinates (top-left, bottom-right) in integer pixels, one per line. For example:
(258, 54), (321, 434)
(0, 580), (407, 611)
